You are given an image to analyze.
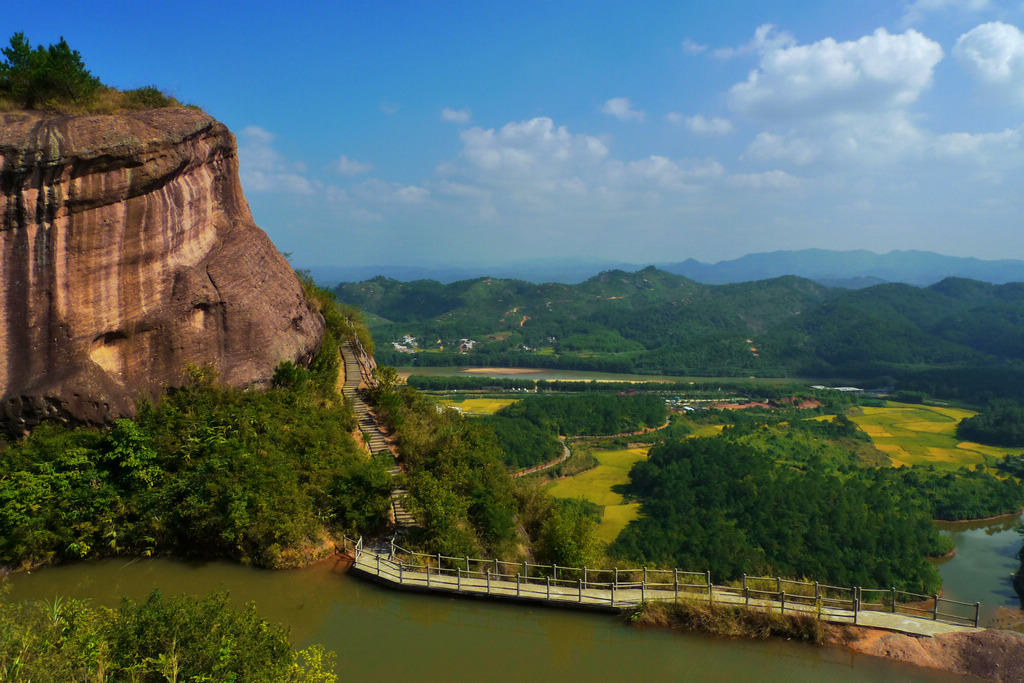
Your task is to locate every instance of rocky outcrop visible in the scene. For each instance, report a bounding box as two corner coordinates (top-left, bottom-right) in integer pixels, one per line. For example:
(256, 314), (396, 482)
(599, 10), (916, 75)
(0, 107), (324, 432)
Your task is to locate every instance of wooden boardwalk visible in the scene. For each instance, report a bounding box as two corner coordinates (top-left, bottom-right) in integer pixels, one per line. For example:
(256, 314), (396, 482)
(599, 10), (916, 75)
(340, 538), (982, 638)
(341, 342), (416, 529)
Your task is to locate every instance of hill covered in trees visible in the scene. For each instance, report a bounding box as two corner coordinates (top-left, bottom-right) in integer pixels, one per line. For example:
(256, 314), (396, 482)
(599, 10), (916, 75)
(335, 269), (1024, 401)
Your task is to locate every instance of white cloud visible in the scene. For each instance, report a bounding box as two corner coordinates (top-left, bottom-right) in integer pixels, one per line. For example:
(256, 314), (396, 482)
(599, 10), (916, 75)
(350, 179), (430, 205)
(460, 117), (608, 177)
(727, 170), (802, 190)
(334, 154), (373, 176)
(684, 114), (734, 136)
(237, 126), (317, 195)
(954, 22), (1024, 98)
(714, 24), (796, 59)
(441, 107), (472, 123)
(903, 0), (992, 25)
(379, 100), (400, 115)
(935, 127), (1022, 158)
(601, 97), (646, 122)
(620, 156), (725, 190)
(727, 28), (943, 120)
(432, 180), (491, 199)
(823, 111), (929, 164)
(747, 132), (821, 165)
(435, 116), (745, 226)
(682, 38), (707, 54)
(664, 112), (684, 125)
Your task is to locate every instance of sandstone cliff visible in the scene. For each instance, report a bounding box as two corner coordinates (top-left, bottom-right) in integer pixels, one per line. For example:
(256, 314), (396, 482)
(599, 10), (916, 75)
(0, 107), (324, 431)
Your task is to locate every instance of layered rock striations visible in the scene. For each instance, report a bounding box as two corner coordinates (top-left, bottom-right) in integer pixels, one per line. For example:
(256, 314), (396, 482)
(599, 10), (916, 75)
(0, 107), (324, 431)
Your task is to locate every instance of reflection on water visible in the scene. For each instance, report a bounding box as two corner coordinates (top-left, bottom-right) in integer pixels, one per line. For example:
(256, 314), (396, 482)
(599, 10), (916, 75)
(934, 512), (1023, 624)
(3, 556), (961, 682)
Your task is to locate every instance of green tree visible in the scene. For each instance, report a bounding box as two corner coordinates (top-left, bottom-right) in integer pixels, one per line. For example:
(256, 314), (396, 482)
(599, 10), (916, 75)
(535, 497), (601, 568)
(0, 33), (99, 108)
(0, 590), (338, 681)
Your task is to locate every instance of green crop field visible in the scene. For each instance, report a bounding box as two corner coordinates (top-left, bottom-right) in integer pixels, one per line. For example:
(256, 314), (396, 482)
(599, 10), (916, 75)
(849, 402), (1018, 470)
(596, 503), (642, 545)
(545, 446), (648, 544)
(689, 424), (725, 438)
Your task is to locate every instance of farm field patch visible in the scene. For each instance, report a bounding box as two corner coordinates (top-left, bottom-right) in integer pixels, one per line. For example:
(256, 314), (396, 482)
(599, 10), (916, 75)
(596, 503), (641, 544)
(437, 396), (518, 414)
(850, 402), (1017, 470)
(545, 447), (648, 541)
(689, 424), (725, 438)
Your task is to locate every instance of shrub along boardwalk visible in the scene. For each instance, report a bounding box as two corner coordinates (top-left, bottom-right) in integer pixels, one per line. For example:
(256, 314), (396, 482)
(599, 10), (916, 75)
(341, 342), (416, 529)
(338, 537), (982, 638)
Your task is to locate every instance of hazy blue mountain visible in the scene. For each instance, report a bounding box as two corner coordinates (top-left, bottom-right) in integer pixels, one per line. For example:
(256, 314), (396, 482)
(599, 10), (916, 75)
(308, 249), (1024, 288)
(305, 259), (637, 286)
(661, 249), (1024, 287)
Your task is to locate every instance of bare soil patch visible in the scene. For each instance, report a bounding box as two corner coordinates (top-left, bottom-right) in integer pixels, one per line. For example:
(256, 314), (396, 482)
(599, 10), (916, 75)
(833, 626), (1024, 681)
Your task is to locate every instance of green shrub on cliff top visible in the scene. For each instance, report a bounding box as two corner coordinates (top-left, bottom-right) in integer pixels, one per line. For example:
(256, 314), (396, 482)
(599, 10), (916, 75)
(0, 32), (191, 113)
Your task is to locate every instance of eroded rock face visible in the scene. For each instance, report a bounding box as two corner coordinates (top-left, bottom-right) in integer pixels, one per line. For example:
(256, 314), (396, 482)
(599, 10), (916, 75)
(0, 108), (324, 432)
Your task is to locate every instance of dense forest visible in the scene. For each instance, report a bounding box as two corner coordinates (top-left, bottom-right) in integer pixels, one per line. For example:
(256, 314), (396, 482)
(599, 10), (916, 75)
(495, 394), (667, 436)
(337, 269), (1024, 402)
(469, 393), (666, 470)
(0, 282), (391, 569)
(719, 415), (1023, 518)
(366, 380), (607, 566)
(611, 436), (946, 593)
(476, 414), (562, 469)
(956, 399), (1024, 447)
(369, 383), (520, 557)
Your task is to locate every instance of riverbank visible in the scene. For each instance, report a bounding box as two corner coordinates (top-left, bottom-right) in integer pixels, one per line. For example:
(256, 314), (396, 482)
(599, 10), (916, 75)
(934, 507), (1024, 524)
(842, 626), (1024, 681)
(630, 599), (1024, 681)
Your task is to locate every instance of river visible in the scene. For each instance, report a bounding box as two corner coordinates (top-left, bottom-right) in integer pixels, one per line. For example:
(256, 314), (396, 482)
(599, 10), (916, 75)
(4, 514), (1019, 682)
(933, 511), (1023, 624)
(3, 554), (969, 682)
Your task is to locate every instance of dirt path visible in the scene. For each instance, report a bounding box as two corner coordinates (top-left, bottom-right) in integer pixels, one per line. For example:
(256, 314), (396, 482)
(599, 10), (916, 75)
(511, 439), (571, 478)
(513, 418), (673, 479)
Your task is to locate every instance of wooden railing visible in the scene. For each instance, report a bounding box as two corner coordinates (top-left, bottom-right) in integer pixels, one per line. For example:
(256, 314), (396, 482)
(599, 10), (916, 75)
(336, 536), (980, 628)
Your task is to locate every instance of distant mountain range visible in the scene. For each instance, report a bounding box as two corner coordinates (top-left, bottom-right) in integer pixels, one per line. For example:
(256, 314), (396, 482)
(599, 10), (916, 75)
(662, 250), (1024, 288)
(333, 266), (1024, 403)
(307, 249), (1024, 288)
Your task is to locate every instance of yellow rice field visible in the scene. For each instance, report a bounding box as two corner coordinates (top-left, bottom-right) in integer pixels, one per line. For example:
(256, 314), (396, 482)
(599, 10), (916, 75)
(545, 446), (648, 544)
(437, 397), (518, 414)
(849, 402), (1017, 470)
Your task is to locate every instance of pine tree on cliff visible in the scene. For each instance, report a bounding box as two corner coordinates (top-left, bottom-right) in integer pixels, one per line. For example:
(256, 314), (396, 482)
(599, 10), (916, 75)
(0, 32), (100, 109)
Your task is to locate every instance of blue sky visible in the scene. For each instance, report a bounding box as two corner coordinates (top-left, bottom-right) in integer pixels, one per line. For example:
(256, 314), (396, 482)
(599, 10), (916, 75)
(7, 1), (1024, 268)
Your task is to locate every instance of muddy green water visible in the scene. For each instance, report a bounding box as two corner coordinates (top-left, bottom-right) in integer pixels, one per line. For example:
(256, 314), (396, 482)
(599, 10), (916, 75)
(934, 511), (1023, 624)
(5, 556), (961, 682)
